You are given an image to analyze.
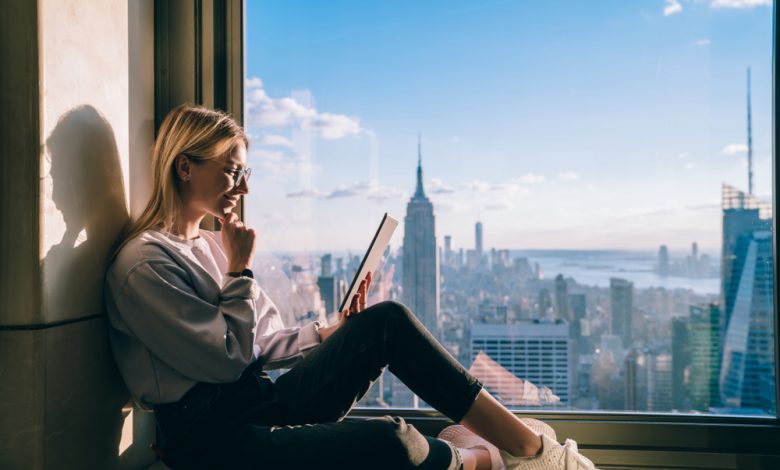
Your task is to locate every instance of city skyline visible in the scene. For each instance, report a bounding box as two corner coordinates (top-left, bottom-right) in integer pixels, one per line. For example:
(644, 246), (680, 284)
(244, 0), (773, 252)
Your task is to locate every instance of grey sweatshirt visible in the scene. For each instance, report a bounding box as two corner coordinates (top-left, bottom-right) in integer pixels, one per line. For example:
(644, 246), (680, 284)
(105, 229), (321, 409)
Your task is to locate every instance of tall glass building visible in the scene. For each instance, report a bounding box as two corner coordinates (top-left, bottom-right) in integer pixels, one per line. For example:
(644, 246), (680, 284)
(719, 185), (775, 413)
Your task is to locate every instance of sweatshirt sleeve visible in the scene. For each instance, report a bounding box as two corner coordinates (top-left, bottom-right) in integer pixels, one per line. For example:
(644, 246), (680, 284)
(254, 320), (322, 370)
(113, 259), (258, 383)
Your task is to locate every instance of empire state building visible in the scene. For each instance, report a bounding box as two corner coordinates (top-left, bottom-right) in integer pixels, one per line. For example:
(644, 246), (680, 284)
(402, 139), (441, 338)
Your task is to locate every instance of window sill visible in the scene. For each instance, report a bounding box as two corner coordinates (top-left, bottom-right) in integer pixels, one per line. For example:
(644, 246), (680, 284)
(347, 408), (780, 469)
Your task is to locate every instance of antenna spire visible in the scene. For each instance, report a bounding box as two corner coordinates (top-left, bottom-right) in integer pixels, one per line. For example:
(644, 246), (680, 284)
(415, 133), (425, 197)
(747, 67), (753, 195)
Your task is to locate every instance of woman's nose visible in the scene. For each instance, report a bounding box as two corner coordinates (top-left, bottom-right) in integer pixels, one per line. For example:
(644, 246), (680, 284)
(235, 175), (249, 194)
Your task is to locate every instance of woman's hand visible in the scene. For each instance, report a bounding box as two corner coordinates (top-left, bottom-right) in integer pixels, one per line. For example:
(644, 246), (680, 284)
(219, 212), (256, 272)
(319, 272), (372, 342)
(344, 271), (372, 318)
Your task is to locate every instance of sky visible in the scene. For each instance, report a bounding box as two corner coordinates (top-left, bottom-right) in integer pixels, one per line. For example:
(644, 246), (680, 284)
(242, 0), (774, 254)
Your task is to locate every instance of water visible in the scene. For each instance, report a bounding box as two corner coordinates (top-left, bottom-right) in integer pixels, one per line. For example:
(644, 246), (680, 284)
(515, 250), (720, 295)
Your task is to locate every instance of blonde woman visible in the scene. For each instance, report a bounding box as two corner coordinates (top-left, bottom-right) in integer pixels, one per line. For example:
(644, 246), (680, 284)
(105, 105), (596, 470)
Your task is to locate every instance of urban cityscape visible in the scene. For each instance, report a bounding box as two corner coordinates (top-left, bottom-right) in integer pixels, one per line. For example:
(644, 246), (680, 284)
(251, 82), (775, 414)
(245, 2), (775, 416)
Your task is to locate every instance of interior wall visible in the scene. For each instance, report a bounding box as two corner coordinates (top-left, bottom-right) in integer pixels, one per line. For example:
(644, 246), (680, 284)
(0, 0), (156, 468)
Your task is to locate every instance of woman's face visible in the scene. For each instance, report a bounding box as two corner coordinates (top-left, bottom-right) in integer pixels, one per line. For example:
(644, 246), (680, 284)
(184, 141), (249, 218)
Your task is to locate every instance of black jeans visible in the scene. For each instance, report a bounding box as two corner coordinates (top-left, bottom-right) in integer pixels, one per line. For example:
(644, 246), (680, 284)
(155, 300), (483, 470)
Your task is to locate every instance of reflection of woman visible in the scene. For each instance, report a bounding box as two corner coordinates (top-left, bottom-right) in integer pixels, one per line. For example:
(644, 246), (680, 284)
(105, 105), (595, 470)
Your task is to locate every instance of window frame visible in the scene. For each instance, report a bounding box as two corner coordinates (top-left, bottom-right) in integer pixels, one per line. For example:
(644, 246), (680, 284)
(159, 0), (780, 467)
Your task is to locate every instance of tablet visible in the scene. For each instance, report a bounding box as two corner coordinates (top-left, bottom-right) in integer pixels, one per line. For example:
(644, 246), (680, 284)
(338, 212), (399, 312)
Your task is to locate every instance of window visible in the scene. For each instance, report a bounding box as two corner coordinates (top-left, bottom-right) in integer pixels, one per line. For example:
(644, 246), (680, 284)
(242, 0), (776, 419)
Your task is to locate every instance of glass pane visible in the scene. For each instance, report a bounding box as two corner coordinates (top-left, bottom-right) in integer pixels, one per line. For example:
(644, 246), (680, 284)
(244, 0), (775, 416)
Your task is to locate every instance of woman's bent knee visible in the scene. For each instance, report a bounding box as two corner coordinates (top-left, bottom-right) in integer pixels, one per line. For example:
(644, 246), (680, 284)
(371, 416), (432, 465)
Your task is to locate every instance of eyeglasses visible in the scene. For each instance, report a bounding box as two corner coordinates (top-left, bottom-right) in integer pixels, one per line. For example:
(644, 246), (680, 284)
(230, 167), (252, 186)
(184, 153), (251, 186)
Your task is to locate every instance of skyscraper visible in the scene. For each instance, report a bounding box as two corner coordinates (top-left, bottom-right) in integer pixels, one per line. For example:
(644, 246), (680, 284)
(689, 304), (721, 411)
(569, 293), (588, 354)
(610, 278), (633, 347)
(402, 138), (441, 338)
(720, 229), (775, 411)
(444, 235), (452, 266)
(658, 245), (669, 277)
(471, 321), (571, 405)
(671, 317), (690, 411)
(475, 221), (483, 255)
(554, 274), (570, 322)
(721, 185), (772, 327)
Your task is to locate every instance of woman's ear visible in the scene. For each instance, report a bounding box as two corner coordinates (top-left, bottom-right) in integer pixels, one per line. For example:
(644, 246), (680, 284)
(174, 154), (191, 182)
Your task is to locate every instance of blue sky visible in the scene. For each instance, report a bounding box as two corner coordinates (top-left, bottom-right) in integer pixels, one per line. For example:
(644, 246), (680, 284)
(243, 0), (774, 253)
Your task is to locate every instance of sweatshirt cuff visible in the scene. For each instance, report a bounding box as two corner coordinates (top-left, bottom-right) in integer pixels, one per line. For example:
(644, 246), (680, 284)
(221, 276), (260, 300)
(298, 321), (322, 356)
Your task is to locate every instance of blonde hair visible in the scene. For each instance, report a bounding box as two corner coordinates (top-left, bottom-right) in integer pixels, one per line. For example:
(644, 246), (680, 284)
(115, 105), (248, 257)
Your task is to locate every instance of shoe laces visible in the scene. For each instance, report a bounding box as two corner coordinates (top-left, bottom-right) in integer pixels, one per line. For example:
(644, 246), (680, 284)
(561, 439), (596, 469)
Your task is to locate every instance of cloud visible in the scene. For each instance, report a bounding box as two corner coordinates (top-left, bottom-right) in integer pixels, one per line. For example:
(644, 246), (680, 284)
(245, 76), (362, 139)
(308, 113), (362, 139)
(485, 202), (510, 211)
(326, 182), (371, 199)
(693, 39), (711, 46)
(250, 148), (318, 177)
(710, 0), (771, 8)
(515, 173), (544, 184)
(684, 162), (695, 170)
(429, 178), (456, 194)
(722, 143), (748, 155)
(261, 135), (294, 147)
(286, 181), (406, 201)
(664, 0), (683, 15)
(287, 189), (326, 198)
(557, 171), (580, 181)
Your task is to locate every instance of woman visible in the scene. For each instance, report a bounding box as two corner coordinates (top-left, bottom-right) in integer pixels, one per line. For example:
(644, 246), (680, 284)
(105, 105), (596, 470)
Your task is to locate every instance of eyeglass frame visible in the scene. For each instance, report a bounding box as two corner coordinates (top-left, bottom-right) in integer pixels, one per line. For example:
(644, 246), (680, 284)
(182, 153), (252, 187)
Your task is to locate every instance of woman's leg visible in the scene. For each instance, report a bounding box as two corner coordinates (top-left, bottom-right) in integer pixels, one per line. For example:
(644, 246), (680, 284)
(272, 300), (482, 425)
(272, 299), (539, 462)
(460, 390), (542, 457)
(225, 415), (463, 470)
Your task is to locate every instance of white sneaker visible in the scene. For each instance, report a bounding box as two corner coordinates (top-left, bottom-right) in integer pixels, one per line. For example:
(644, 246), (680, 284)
(437, 425), (503, 470)
(500, 434), (598, 470)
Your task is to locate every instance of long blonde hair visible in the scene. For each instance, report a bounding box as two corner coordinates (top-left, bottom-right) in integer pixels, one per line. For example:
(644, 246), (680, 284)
(114, 105), (248, 257)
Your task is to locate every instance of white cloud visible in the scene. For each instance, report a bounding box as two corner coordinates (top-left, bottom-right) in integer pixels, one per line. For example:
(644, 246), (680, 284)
(486, 202), (510, 211)
(429, 178), (456, 194)
(693, 39), (711, 46)
(685, 162), (695, 170)
(711, 0), (771, 8)
(250, 148), (318, 177)
(722, 143), (748, 155)
(467, 180), (492, 193)
(664, 0), (683, 15)
(557, 171), (580, 181)
(307, 112), (362, 139)
(261, 135), (294, 147)
(245, 76), (362, 140)
(515, 173), (545, 184)
(286, 181), (405, 201)
(326, 182), (371, 199)
(287, 189), (325, 198)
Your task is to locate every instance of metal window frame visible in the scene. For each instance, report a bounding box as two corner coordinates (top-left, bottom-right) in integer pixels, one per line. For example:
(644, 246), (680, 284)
(158, 0), (780, 467)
